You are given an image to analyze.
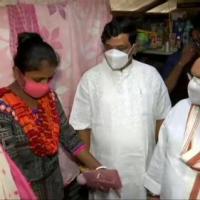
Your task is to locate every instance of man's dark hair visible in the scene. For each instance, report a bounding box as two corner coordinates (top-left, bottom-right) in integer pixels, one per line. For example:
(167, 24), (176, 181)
(101, 17), (137, 45)
(14, 32), (60, 73)
(191, 12), (200, 31)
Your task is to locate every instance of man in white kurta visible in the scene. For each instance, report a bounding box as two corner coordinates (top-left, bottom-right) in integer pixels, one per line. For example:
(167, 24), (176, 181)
(144, 58), (200, 199)
(70, 59), (171, 199)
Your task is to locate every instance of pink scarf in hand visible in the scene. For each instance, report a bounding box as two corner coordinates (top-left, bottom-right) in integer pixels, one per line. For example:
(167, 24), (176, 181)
(1, 145), (37, 200)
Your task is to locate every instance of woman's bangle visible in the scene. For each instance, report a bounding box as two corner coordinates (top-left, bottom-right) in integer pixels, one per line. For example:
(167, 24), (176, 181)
(95, 166), (107, 170)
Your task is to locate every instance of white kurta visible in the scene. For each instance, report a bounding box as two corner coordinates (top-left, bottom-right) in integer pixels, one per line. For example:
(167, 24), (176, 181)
(144, 99), (198, 199)
(70, 59), (171, 199)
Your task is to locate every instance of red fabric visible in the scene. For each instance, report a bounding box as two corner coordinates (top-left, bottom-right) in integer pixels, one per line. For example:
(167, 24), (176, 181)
(1, 89), (60, 157)
(0, 88), (9, 98)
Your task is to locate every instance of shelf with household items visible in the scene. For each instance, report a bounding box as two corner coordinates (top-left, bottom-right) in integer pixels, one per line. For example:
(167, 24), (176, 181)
(140, 7), (200, 54)
(135, 10), (196, 73)
(141, 48), (177, 56)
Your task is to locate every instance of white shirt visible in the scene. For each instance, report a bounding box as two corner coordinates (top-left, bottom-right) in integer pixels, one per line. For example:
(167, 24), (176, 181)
(70, 59), (171, 199)
(144, 99), (197, 199)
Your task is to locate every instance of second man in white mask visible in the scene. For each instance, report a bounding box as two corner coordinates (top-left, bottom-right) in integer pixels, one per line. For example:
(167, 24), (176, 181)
(144, 57), (200, 199)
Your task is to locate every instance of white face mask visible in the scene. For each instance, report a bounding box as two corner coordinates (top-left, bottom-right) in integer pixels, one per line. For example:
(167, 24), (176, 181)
(188, 77), (200, 105)
(104, 49), (130, 70)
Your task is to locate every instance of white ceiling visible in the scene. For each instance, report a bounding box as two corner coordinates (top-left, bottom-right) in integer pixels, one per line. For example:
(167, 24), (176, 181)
(110, 0), (200, 13)
(147, 0), (177, 13)
(0, 0), (196, 13)
(110, 0), (157, 11)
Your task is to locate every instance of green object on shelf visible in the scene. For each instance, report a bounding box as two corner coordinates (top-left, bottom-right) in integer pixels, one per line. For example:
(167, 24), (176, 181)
(137, 32), (149, 48)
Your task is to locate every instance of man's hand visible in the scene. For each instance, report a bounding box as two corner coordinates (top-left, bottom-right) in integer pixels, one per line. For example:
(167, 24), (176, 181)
(180, 43), (197, 66)
(166, 43), (197, 92)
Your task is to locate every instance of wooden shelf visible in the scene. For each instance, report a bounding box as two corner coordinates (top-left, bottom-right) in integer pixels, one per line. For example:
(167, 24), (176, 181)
(140, 48), (177, 55)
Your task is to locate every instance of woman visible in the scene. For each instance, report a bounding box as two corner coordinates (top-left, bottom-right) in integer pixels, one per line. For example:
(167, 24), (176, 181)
(0, 32), (121, 199)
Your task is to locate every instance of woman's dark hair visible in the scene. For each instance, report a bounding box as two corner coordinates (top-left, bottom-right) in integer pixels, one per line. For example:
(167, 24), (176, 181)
(14, 32), (60, 73)
(101, 17), (137, 45)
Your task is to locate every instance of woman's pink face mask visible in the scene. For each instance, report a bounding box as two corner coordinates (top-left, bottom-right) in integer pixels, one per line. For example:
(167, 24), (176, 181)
(23, 77), (50, 98)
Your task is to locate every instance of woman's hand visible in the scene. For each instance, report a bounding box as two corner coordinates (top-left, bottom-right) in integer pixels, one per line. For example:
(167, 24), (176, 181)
(77, 168), (122, 196)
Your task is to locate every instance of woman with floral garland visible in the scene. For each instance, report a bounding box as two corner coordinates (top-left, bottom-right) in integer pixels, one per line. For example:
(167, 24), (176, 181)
(0, 32), (121, 200)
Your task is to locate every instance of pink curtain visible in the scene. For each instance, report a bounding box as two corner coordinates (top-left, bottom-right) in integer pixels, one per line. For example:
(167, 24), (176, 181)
(8, 4), (40, 55)
(36, 0), (111, 115)
(0, 0), (111, 116)
(0, 7), (13, 87)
